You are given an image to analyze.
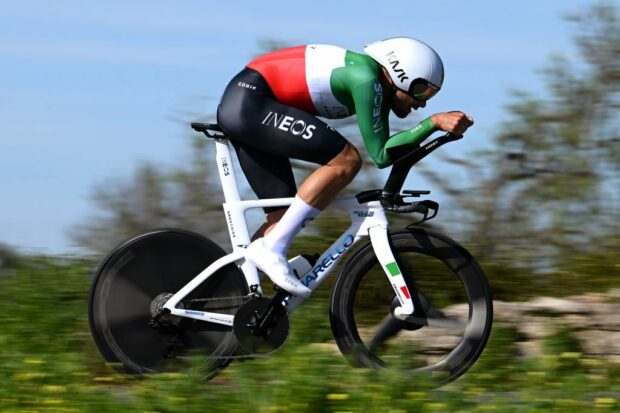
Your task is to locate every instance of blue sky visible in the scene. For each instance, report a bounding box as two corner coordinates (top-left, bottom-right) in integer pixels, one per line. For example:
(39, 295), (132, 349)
(0, 0), (600, 254)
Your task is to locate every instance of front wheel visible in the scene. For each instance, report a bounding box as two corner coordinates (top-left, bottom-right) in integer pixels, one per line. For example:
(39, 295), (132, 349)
(329, 228), (493, 385)
(88, 228), (248, 377)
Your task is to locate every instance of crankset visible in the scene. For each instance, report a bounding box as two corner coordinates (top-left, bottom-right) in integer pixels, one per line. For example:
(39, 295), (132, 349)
(233, 296), (290, 355)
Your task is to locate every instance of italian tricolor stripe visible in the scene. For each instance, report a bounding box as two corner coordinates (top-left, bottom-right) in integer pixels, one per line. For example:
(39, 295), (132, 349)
(385, 262), (400, 276)
(400, 286), (411, 299)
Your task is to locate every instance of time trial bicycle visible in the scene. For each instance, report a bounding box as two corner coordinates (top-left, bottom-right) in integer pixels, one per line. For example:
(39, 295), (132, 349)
(88, 122), (493, 385)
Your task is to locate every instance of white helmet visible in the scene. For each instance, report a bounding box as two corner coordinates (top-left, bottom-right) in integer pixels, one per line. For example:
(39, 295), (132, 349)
(364, 37), (444, 100)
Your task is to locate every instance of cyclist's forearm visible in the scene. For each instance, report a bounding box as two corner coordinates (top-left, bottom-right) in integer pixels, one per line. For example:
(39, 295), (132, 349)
(367, 117), (437, 168)
(384, 117), (437, 151)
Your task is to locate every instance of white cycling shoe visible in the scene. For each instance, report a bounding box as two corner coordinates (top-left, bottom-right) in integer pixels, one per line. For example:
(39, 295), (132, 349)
(244, 238), (312, 298)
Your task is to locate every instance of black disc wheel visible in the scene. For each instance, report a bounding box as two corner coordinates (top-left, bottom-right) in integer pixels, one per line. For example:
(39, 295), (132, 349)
(329, 228), (493, 386)
(88, 228), (248, 376)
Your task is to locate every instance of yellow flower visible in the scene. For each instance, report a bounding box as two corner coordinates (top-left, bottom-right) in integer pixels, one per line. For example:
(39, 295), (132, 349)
(22, 358), (45, 365)
(594, 397), (616, 407)
(93, 376), (114, 382)
(43, 398), (64, 404)
(326, 393), (349, 400)
(13, 372), (46, 380)
(42, 385), (66, 393)
(424, 403), (447, 410)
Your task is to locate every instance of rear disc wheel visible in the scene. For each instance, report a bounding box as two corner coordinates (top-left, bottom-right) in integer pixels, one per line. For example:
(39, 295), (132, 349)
(88, 228), (248, 376)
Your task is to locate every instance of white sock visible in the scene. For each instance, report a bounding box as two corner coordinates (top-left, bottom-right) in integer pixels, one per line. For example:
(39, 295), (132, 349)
(263, 195), (320, 256)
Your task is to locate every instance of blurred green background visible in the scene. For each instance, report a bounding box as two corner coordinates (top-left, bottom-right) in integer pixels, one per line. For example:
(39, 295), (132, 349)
(1, 0), (620, 411)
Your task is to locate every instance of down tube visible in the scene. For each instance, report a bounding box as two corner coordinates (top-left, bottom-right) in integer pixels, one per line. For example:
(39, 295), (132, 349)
(284, 228), (364, 312)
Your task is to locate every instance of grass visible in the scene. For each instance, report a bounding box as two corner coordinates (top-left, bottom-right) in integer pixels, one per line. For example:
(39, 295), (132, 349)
(0, 257), (619, 412)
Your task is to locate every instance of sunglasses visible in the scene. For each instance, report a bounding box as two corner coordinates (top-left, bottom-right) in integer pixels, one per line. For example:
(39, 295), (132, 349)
(408, 78), (440, 101)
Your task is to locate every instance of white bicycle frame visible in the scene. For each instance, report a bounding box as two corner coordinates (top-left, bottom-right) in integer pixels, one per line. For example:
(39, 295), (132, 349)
(163, 137), (415, 326)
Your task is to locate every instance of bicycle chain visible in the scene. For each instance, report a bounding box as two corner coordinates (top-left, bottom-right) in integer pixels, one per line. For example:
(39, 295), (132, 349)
(175, 294), (275, 360)
(186, 294), (252, 304)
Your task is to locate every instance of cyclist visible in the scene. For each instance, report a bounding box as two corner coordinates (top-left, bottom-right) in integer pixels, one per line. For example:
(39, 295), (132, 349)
(217, 37), (473, 297)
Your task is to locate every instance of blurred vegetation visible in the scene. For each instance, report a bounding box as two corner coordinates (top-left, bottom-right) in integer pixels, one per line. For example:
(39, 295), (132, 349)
(445, 2), (620, 270)
(5, 2), (610, 410)
(0, 243), (19, 273)
(1, 257), (620, 412)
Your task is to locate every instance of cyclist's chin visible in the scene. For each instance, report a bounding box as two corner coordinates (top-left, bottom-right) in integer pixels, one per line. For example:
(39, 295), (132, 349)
(394, 108), (411, 118)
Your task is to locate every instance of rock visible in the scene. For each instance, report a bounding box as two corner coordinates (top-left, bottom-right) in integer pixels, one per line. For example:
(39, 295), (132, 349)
(516, 340), (544, 358)
(518, 318), (553, 339)
(525, 297), (591, 315)
(575, 330), (620, 355)
(558, 314), (591, 329)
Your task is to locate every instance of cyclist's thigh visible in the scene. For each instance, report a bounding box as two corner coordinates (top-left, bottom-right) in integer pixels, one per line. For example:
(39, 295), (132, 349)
(217, 68), (348, 165)
(231, 140), (296, 211)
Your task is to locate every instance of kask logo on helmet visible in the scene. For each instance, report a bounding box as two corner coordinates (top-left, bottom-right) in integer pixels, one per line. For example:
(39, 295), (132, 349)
(386, 51), (409, 84)
(261, 111), (316, 139)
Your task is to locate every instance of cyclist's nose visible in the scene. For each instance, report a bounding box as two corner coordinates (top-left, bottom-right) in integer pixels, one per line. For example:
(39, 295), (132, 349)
(412, 100), (426, 110)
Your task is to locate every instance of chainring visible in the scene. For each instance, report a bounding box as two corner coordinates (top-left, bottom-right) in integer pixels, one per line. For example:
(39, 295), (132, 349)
(233, 297), (290, 355)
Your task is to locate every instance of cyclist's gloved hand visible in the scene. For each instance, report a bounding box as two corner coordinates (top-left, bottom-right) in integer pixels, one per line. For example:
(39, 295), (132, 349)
(430, 112), (474, 137)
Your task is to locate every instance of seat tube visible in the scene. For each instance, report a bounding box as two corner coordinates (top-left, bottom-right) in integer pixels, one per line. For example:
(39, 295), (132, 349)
(214, 139), (261, 288)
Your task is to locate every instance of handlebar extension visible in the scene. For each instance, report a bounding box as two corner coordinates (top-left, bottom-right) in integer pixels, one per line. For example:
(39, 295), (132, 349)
(382, 132), (462, 201)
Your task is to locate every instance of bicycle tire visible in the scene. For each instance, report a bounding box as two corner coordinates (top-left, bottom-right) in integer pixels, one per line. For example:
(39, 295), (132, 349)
(329, 228), (492, 385)
(88, 228), (248, 376)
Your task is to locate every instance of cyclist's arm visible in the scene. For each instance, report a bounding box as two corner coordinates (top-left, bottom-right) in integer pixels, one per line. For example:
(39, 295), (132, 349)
(350, 82), (437, 168)
(382, 117), (437, 158)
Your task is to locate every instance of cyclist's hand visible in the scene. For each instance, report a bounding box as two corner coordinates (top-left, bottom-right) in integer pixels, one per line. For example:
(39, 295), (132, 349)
(430, 111), (474, 137)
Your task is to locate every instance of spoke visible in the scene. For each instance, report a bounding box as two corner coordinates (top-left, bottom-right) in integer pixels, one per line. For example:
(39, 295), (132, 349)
(406, 308), (467, 333)
(368, 314), (403, 351)
(426, 316), (466, 332)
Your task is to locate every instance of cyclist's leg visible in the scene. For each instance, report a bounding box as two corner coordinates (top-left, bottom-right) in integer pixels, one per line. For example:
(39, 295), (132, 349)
(217, 67), (361, 251)
(297, 141), (361, 209)
(229, 140), (292, 240)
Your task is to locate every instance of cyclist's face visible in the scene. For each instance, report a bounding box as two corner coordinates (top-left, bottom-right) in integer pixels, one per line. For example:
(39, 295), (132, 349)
(390, 89), (427, 118)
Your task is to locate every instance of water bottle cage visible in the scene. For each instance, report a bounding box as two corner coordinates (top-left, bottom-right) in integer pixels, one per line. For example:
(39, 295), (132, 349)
(380, 191), (439, 224)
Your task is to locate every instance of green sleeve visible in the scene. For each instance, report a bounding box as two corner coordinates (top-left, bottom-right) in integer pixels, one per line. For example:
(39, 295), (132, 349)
(349, 79), (392, 167)
(383, 117), (437, 154)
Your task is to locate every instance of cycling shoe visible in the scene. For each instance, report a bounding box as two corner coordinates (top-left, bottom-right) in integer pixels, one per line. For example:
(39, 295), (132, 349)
(244, 239), (312, 298)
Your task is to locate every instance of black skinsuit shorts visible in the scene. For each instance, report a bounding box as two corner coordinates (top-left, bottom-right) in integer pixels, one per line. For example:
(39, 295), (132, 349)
(217, 67), (348, 212)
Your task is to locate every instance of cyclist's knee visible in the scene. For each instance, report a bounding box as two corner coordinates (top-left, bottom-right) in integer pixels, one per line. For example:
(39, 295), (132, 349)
(328, 142), (362, 181)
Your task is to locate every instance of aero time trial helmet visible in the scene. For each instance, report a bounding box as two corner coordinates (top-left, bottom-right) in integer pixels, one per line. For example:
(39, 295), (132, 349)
(364, 37), (444, 100)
